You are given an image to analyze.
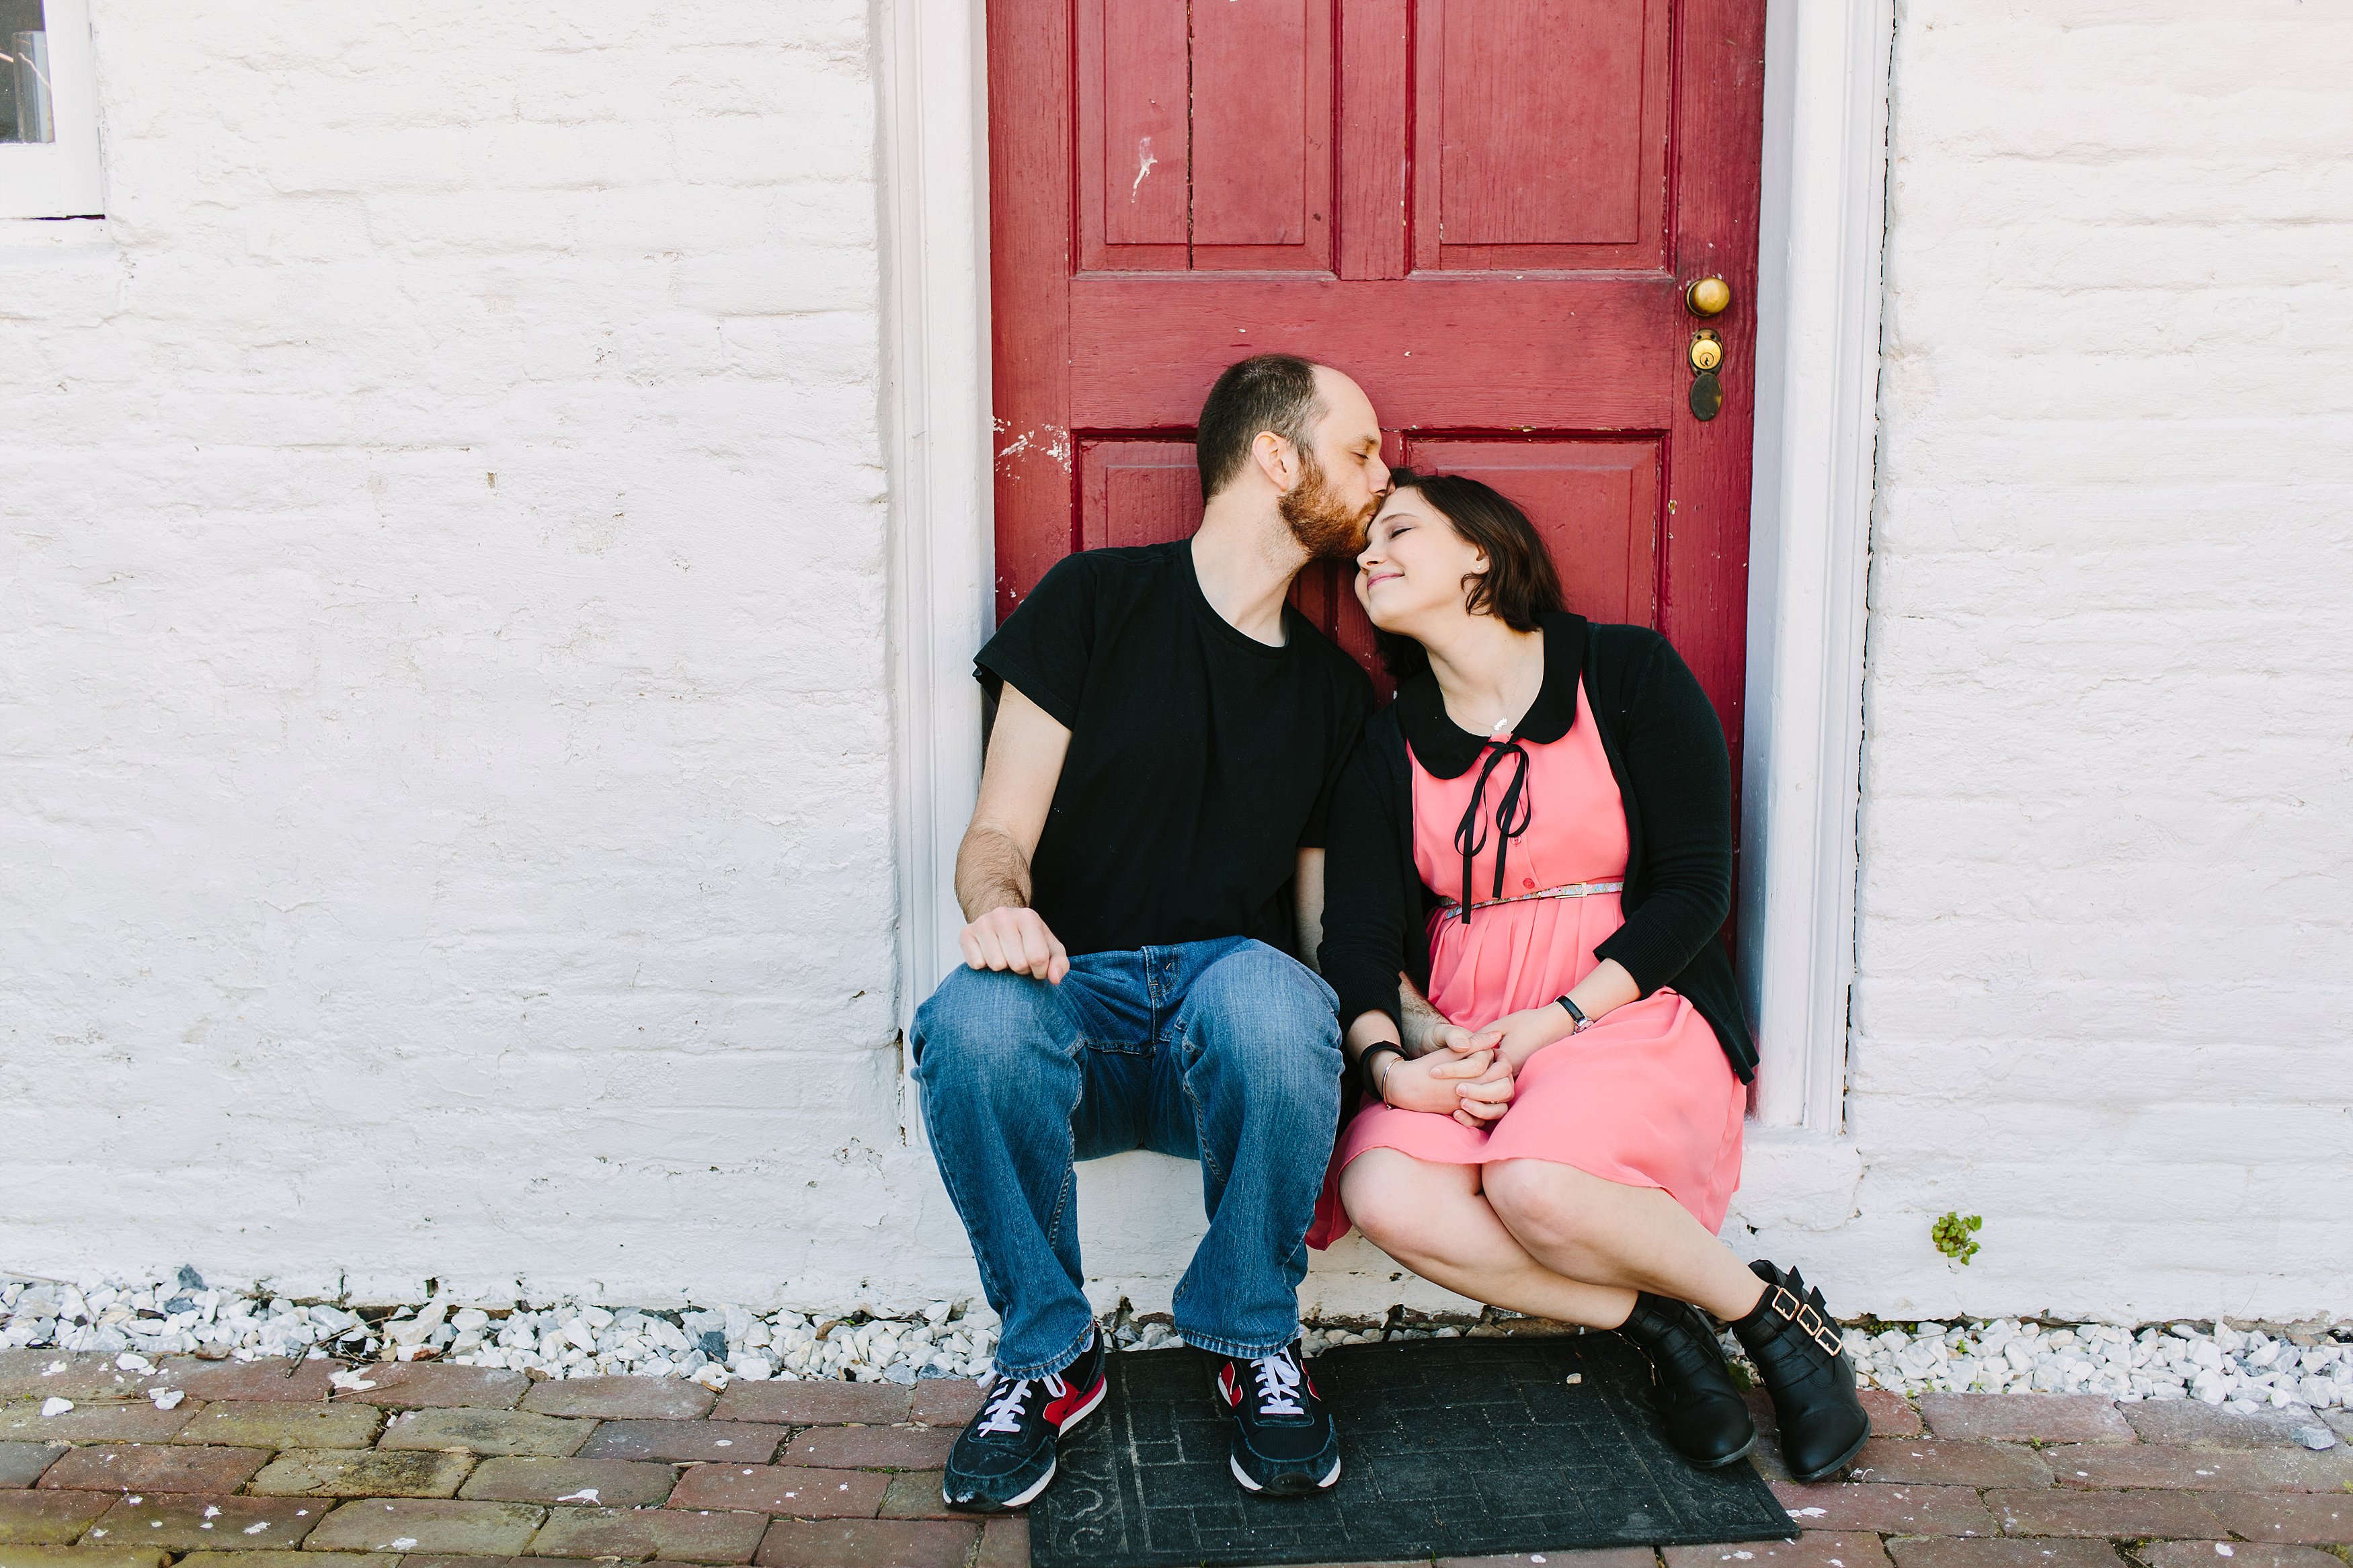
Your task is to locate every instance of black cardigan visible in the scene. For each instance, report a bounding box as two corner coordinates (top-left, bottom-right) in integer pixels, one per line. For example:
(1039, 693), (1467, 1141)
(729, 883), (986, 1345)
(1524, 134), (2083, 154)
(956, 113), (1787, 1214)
(1316, 612), (1759, 1083)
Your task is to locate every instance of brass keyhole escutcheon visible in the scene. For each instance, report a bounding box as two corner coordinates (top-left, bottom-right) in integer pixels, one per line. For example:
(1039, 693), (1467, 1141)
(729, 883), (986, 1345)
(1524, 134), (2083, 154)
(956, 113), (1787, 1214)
(1685, 276), (1732, 317)
(1688, 329), (1726, 421)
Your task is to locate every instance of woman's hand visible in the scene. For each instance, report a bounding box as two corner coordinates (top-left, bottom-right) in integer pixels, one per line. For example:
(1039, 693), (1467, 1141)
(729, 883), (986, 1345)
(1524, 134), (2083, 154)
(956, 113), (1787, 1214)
(1375, 1046), (1499, 1116)
(1447, 1050), (1515, 1130)
(1471, 1004), (1579, 1071)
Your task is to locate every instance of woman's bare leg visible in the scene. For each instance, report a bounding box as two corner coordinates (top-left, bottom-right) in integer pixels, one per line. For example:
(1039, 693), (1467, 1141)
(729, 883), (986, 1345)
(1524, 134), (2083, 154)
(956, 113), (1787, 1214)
(1339, 1148), (1636, 1328)
(1480, 1157), (1767, 1323)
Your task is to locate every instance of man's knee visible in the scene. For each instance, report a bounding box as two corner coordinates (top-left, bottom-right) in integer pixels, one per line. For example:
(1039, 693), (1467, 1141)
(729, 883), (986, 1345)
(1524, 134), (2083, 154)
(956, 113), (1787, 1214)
(912, 964), (1058, 1089)
(1184, 944), (1341, 1085)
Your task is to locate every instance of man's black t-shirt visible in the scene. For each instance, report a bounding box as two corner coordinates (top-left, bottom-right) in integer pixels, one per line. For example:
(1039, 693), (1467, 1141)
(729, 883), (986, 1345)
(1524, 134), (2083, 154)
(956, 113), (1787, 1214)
(974, 540), (1374, 958)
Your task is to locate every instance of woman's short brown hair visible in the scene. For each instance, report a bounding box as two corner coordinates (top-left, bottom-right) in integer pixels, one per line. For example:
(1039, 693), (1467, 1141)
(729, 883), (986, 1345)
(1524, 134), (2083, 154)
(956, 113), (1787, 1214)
(1372, 469), (1566, 681)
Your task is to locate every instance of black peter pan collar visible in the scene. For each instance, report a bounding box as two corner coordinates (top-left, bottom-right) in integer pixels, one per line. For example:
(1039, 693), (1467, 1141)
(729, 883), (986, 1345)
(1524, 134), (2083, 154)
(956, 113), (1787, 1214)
(1397, 612), (1591, 780)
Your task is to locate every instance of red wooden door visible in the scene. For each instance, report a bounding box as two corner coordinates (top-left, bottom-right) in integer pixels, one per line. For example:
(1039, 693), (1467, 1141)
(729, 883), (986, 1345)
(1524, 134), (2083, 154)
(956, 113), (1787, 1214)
(989, 0), (1763, 772)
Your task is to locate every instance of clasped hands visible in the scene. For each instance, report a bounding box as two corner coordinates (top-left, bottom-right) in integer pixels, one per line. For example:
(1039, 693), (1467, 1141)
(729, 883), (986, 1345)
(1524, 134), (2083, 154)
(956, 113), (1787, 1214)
(1377, 1004), (1581, 1130)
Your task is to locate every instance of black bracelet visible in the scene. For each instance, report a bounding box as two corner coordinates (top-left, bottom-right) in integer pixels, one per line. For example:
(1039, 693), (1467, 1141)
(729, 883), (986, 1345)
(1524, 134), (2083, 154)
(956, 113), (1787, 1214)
(1359, 1043), (1404, 1101)
(1556, 994), (1591, 1032)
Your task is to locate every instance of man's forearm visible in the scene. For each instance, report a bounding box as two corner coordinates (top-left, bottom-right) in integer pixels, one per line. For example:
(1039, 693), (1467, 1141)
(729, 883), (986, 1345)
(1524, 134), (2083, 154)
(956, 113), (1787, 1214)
(1397, 975), (1449, 1057)
(954, 824), (1033, 923)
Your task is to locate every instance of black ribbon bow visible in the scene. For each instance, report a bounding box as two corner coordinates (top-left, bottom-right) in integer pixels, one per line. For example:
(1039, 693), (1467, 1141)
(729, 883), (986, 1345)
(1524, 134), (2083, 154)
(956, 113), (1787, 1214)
(1453, 739), (1532, 925)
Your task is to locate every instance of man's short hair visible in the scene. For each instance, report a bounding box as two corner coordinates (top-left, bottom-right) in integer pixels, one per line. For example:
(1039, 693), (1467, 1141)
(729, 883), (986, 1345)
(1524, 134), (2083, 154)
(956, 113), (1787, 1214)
(1196, 354), (1326, 501)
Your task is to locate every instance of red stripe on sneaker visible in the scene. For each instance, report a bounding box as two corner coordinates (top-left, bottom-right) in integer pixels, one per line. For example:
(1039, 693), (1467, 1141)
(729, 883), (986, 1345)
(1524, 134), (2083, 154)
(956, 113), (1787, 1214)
(1044, 1374), (1103, 1428)
(1218, 1365), (1241, 1407)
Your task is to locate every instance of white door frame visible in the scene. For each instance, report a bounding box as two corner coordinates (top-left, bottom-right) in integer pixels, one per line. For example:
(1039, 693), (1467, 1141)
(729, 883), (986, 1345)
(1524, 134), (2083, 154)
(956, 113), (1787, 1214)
(879, 0), (1894, 1157)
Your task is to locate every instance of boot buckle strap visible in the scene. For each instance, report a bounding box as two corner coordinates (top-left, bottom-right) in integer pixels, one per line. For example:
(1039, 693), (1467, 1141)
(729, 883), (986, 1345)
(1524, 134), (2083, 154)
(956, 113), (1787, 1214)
(1769, 1286), (1847, 1358)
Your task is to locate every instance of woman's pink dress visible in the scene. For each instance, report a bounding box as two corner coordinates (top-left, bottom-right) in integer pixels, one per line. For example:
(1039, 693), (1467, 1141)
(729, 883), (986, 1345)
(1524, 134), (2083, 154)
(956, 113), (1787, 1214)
(1327, 677), (1745, 1235)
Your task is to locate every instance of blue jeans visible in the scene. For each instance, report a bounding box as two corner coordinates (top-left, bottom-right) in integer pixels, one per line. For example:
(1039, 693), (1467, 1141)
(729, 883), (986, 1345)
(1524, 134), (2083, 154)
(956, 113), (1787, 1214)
(912, 937), (1343, 1378)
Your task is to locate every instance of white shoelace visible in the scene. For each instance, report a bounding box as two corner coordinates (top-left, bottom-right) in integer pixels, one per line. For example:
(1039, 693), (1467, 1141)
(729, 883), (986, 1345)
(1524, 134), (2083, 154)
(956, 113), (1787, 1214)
(1250, 1350), (1305, 1418)
(975, 1371), (1066, 1436)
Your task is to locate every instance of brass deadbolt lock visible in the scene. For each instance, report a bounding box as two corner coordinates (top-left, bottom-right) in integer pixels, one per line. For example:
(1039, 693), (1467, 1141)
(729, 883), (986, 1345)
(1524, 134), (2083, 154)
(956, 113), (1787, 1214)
(1689, 330), (1724, 374)
(1685, 276), (1733, 317)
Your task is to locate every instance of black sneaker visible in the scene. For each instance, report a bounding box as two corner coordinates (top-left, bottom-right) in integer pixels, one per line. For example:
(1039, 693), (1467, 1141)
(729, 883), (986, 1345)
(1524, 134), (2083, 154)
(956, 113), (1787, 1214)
(941, 1327), (1107, 1513)
(1211, 1341), (1341, 1495)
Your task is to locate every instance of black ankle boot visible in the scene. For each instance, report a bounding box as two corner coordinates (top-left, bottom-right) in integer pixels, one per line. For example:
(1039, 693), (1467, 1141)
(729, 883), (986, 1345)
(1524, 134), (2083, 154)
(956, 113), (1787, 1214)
(1731, 1261), (1871, 1482)
(1616, 1292), (1757, 1469)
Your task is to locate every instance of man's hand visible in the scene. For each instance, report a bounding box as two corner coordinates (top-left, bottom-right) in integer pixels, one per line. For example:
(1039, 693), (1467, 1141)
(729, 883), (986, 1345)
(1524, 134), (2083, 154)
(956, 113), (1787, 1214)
(952, 685), (1072, 983)
(958, 905), (1071, 985)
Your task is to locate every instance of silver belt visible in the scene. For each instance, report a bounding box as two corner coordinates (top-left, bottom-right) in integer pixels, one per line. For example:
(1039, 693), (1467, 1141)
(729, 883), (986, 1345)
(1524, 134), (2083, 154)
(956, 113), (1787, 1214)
(1437, 879), (1623, 923)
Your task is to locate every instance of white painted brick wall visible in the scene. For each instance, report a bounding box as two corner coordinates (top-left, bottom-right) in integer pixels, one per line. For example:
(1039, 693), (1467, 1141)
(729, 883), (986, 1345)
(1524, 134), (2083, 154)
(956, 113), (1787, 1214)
(0, 0), (985, 1308)
(1737, 0), (2353, 1320)
(5, 0), (2345, 1324)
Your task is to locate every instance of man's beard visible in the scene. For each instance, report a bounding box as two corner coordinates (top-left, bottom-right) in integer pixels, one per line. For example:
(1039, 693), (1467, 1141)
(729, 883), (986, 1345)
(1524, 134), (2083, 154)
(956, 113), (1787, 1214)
(1279, 454), (1376, 561)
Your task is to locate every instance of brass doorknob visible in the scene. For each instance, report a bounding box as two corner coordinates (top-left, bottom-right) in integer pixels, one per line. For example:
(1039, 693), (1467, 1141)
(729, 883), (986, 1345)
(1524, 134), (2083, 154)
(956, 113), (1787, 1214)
(1685, 276), (1732, 317)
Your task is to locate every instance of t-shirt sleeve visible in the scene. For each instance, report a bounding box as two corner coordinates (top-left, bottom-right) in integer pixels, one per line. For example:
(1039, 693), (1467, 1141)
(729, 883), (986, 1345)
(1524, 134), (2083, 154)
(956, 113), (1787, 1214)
(971, 554), (1096, 728)
(1298, 662), (1375, 850)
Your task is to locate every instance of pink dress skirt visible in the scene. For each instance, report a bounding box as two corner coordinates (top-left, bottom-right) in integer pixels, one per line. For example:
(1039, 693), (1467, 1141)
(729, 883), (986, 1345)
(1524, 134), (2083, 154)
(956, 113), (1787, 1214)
(1313, 677), (1745, 1245)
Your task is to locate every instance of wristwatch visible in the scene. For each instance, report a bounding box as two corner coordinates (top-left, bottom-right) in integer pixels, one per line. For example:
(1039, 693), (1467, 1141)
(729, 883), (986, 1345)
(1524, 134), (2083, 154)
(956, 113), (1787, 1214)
(1555, 995), (1594, 1033)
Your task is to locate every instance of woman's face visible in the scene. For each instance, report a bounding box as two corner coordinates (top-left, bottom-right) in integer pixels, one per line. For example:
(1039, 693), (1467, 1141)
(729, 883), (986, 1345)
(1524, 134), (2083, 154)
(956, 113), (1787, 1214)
(1355, 487), (1486, 636)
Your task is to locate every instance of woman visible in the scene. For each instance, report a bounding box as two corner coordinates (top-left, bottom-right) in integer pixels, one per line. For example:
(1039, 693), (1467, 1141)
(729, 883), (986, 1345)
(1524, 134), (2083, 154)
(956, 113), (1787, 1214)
(1312, 472), (1871, 1483)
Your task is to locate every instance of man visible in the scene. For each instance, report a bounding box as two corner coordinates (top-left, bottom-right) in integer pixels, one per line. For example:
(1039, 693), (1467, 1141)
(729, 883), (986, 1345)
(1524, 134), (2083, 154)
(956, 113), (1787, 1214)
(912, 355), (1388, 1512)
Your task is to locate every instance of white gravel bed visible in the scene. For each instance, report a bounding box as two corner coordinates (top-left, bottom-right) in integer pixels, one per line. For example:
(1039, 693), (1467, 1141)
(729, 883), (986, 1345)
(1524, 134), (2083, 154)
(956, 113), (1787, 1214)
(5, 1271), (2346, 1414)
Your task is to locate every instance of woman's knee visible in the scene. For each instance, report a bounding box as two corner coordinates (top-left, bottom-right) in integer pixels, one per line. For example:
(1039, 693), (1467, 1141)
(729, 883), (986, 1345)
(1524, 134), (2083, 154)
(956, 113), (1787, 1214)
(1342, 1154), (1466, 1262)
(1482, 1159), (1602, 1254)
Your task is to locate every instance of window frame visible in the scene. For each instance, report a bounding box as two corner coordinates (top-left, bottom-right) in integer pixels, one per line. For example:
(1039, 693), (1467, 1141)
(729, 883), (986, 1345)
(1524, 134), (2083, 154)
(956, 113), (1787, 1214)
(1, 0), (103, 219)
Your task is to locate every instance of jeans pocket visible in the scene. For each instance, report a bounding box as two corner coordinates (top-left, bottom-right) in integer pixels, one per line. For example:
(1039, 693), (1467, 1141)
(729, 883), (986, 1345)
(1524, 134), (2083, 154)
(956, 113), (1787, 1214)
(1079, 1032), (1154, 1057)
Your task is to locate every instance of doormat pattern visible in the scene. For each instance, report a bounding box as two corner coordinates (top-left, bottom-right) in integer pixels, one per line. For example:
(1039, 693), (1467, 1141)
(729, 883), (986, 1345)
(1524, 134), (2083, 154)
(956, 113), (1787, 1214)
(1030, 1333), (1794, 1568)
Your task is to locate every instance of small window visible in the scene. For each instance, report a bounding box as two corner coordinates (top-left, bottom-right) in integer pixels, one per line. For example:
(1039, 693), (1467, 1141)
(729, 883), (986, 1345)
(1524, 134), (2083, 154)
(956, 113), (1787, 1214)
(1, 0), (102, 218)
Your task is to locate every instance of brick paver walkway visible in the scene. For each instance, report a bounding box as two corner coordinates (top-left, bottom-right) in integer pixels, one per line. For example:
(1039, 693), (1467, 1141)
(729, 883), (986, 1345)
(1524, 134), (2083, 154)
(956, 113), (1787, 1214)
(1, 1350), (2346, 1568)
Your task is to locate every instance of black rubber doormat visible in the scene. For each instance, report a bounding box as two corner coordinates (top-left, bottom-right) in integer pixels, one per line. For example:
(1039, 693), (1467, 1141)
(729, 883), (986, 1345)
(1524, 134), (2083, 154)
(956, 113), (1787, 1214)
(1030, 1333), (1795, 1568)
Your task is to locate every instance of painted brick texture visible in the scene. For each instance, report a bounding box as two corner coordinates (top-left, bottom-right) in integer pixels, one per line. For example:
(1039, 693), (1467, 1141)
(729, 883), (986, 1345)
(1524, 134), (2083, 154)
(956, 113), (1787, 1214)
(1808, 0), (2353, 1319)
(0, 0), (978, 1305)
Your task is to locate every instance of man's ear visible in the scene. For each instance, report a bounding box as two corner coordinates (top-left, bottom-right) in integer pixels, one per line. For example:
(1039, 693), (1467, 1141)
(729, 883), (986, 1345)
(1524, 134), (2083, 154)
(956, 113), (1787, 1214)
(1250, 429), (1300, 493)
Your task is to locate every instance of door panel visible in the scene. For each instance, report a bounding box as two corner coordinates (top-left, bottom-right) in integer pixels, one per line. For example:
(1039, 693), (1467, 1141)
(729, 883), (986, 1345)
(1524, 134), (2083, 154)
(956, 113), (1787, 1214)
(1417, 0), (1671, 270)
(1191, 0), (1330, 267)
(1079, 441), (1201, 552)
(1078, 0), (1332, 274)
(1086, 3), (1187, 259)
(1404, 438), (1661, 628)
